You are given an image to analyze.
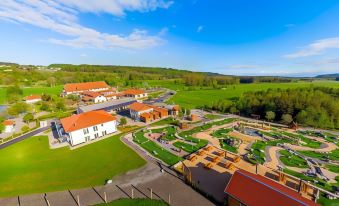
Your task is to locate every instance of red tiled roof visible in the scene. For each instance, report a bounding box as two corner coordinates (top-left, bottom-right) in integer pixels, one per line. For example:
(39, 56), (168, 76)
(148, 105), (168, 114)
(3, 120), (14, 126)
(64, 81), (109, 93)
(225, 170), (319, 206)
(129, 102), (152, 112)
(105, 92), (124, 98)
(82, 91), (101, 98)
(25, 95), (41, 101)
(140, 112), (151, 119)
(123, 89), (145, 96)
(60, 110), (116, 132)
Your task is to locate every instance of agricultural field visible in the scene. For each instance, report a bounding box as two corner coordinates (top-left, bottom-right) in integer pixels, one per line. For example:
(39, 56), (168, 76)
(0, 135), (146, 197)
(166, 81), (339, 108)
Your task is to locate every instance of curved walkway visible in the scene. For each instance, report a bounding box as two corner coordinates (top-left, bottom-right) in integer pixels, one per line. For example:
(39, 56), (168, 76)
(264, 146), (284, 170)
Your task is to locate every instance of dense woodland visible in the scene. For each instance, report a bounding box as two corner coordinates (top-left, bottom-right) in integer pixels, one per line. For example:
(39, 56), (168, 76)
(206, 87), (339, 129)
(0, 63), (301, 88)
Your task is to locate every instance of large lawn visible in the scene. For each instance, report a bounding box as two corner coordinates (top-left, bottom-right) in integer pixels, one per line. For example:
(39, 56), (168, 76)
(0, 85), (63, 104)
(167, 81), (339, 108)
(0, 135), (146, 197)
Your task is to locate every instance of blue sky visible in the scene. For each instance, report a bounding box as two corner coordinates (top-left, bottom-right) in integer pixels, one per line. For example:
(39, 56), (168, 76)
(0, 0), (339, 76)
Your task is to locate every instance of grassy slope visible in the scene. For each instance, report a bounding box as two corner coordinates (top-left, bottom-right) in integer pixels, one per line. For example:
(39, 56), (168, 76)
(166, 81), (339, 108)
(0, 135), (146, 197)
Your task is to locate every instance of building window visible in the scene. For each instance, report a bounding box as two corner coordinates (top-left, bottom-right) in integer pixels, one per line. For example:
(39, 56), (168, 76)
(102, 131), (106, 136)
(85, 136), (90, 141)
(93, 126), (98, 131)
(94, 133), (99, 138)
(101, 124), (104, 127)
(83, 128), (89, 135)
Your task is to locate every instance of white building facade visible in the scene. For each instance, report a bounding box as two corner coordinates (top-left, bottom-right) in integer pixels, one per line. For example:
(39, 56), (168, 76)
(67, 120), (117, 146)
(59, 110), (117, 146)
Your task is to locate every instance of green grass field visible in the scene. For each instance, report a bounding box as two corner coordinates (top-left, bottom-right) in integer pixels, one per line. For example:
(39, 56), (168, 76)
(0, 85), (63, 104)
(0, 135), (146, 197)
(279, 150), (308, 168)
(151, 126), (177, 141)
(94, 198), (168, 206)
(133, 131), (182, 165)
(173, 141), (198, 153)
(166, 81), (339, 108)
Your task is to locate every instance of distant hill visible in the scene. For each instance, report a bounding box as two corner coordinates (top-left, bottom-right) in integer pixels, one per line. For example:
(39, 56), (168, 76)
(315, 73), (339, 78)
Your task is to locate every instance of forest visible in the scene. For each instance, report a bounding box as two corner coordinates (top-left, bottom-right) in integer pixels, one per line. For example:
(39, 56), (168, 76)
(205, 87), (339, 129)
(0, 63), (302, 88)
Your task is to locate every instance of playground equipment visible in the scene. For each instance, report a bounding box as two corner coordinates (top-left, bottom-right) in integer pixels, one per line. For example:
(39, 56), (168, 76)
(225, 162), (235, 170)
(204, 146), (213, 151)
(189, 155), (197, 162)
(217, 151), (226, 157)
(212, 156), (221, 163)
(204, 162), (214, 169)
(197, 150), (206, 156)
(278, 172), (287, 184)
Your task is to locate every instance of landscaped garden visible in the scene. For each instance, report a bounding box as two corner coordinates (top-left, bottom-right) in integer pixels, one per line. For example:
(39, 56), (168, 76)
(133, 130), (183, 165)
(173, 141), (198, 153)
(150, 126), (177, 141)
(282, 132), (322, 149)
(279, 150), (308, 168)
(211, 128), (233, 138)
(299, 149), (339, 161)
(249, 138), (295, 164)
(0, 135), (146, 197)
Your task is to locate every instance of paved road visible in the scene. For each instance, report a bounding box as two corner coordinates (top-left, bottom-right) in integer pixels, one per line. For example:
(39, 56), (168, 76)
(144, 89), (176, 104)
(0, 126), (50, 149)
(0, 119), (56, 150)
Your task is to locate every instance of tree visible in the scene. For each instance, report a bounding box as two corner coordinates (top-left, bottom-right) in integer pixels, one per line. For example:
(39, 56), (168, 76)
(47, 77), (56, 87)
(7, 102), (29, 116)
(281, 114), (293, 125)
(6, 85), (23, 103)
(40, 102), (50, 111)
(41, 94), (52, 101)
(0, 122), (4, 133)
(21, 125), (29, 133)
(23, 113), (34, 124)
(265, 111), (276, 122)
(120, 117), (127, 126)
(55, 101), (65, 111)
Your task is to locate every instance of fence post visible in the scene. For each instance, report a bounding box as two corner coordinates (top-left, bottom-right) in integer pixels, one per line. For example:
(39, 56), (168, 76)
(150, 188), (153, 199)
(168, 194), (171, 205)
(131, 188), (134, 199)
(77, 195), (80, 206)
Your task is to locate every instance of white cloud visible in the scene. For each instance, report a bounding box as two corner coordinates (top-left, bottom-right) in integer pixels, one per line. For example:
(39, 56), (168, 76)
(284, 37), (339, 58)
(158, 27), (169, 36)
(56, 0), (173, 16)
(197, 25), (204, 33)
(0, 0), (172, 49)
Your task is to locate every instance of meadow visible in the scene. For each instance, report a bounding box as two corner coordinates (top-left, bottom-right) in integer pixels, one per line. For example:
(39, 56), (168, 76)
(0, 135), (146, 197)
(165, 81), (339, 108)
(0, 85), (63, 104)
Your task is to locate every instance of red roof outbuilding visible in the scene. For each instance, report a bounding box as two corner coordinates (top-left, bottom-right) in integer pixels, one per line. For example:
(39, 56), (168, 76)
(225, 169), (319, 206)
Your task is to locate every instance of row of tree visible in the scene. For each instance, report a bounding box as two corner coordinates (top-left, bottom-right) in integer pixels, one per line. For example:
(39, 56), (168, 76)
(204, 87), (339, 129)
